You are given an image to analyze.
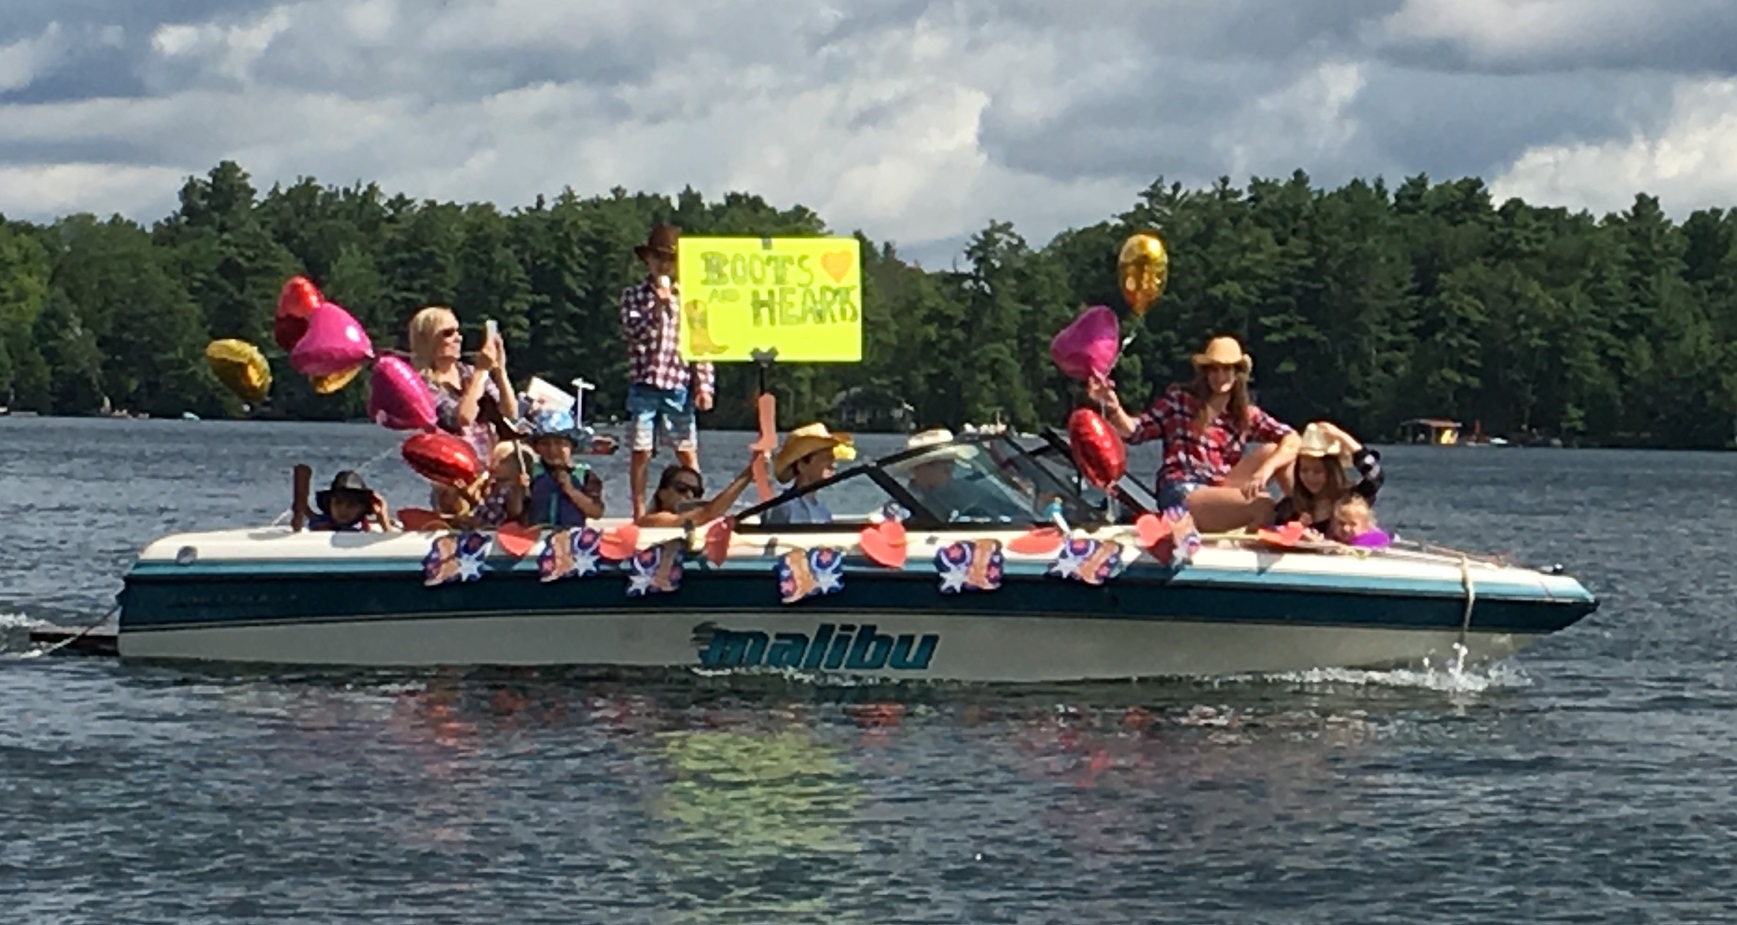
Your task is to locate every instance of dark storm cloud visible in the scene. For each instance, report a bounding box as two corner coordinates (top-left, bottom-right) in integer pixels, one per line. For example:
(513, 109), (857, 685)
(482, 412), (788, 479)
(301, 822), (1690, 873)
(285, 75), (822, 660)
(1348, 66), (1680, 180)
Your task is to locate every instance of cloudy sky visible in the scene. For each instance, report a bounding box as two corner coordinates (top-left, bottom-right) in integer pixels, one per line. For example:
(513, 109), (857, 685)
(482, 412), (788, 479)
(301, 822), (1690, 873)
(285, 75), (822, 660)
(4, 0), (1737, 264)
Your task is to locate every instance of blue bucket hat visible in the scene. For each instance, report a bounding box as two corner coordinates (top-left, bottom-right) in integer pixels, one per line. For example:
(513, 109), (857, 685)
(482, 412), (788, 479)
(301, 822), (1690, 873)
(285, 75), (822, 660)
(528, 406), (587, 446)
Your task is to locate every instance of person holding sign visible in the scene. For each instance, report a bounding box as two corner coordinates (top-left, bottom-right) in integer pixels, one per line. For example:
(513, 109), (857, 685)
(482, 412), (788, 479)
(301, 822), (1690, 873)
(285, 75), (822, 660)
(620, 223), (716, 520)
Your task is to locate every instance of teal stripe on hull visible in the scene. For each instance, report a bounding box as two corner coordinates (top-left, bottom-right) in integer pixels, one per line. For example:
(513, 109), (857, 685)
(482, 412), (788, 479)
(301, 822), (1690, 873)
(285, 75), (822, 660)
(126, 554), (1581, 603)
(120, 559), (1596, 637)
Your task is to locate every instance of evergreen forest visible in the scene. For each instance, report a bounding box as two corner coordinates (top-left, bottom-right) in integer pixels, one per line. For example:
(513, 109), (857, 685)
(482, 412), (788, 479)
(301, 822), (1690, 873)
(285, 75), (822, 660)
(2, 160), (1734, 448)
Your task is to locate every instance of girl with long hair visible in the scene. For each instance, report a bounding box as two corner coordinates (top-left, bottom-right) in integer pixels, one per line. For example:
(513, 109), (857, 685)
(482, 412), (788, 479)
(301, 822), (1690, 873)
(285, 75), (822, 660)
(1089, 335), (1300, 533)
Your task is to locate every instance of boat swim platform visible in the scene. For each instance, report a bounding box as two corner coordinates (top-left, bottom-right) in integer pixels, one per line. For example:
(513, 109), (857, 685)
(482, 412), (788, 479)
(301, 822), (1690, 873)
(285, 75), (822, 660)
(28, 624), (120, 658)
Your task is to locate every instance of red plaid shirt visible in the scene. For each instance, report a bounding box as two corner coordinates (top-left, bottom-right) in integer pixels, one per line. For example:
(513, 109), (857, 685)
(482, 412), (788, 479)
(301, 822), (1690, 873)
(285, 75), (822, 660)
(1127, 385), (1295, 487)
(619, 279), (715, 397)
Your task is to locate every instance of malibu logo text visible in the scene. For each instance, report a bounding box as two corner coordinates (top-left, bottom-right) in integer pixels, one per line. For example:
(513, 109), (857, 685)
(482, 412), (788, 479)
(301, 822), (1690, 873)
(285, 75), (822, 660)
(696, 623), (938, 671)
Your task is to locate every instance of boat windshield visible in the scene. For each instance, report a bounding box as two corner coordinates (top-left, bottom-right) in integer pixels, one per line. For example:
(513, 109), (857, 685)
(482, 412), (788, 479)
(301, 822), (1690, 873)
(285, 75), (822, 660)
(1015, 429), (1158, 521)
(736, 435), (1102, 530)
(881, 437), (1099, 526)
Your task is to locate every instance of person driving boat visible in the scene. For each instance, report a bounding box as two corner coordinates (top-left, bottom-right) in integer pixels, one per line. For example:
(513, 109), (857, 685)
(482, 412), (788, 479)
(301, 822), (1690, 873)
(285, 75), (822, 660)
(884, 432), (1050, 524)
(899, 429), (988, 519)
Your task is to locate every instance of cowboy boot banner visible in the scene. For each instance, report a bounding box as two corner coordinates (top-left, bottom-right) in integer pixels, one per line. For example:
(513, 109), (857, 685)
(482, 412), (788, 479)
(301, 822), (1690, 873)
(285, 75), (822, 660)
(674, 237), (864, 364)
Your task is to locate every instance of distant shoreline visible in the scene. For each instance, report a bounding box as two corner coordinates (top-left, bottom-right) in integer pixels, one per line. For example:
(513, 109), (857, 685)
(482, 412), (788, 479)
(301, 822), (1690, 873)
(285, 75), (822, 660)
(6, 412), (1732, 452)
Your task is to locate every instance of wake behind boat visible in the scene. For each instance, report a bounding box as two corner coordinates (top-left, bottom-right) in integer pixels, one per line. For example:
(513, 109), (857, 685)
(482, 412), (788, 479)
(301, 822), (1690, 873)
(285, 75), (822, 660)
(106, 431), (1598, 680)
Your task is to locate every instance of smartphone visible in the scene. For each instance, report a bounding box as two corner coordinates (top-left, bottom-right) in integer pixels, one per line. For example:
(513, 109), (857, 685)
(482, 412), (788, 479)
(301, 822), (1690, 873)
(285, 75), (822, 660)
(485, 318), (499, 342)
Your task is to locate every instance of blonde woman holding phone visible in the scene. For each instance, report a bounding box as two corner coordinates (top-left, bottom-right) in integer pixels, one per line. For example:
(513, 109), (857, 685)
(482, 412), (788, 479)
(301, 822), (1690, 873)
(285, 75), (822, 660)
(408, 306), (520, 464)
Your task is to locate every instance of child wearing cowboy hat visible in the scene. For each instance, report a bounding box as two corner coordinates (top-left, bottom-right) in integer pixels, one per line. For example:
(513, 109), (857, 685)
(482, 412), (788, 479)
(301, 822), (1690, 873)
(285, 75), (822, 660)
(525, 406), (605, 528)
(1274, 421), (1385, 533)
(620, 221), (717, 521)
(299, 469), (392, 532)
(762, 423), (853, 525)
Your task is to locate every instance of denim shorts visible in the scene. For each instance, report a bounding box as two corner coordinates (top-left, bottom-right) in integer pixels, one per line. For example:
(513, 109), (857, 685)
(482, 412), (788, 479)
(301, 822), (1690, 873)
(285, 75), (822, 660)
(1156, 479), (1205, 513)
(626, 383), (697, 453)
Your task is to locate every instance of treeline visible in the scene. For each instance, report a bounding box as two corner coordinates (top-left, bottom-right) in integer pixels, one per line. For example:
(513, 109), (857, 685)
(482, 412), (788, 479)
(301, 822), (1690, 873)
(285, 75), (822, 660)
(1, 161), (1735, 448)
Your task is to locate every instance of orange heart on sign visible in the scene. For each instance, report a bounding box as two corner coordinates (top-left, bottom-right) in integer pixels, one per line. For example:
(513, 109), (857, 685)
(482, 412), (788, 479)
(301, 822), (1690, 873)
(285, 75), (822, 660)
(858, 519), (907, 568)
(598, 524), (641, 561)
(1134, 513), (1166, 549)
(704, 518), (733, 566)
(820, 251), (853, 284)
(495, 523), (542, 558)
(397, 507), (447, 532)
(1007, 527), (1065, 556)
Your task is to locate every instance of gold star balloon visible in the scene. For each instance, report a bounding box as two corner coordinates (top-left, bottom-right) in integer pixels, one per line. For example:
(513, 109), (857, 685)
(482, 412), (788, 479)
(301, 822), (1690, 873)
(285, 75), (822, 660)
(1117, 232), (1169, 319)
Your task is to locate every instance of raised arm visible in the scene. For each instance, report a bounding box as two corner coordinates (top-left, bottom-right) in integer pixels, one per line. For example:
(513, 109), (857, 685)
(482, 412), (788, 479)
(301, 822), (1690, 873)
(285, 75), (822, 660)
(291, 464), (312, 532)
(1248, 407), (1300, 489)
(556, 468), (605, 520)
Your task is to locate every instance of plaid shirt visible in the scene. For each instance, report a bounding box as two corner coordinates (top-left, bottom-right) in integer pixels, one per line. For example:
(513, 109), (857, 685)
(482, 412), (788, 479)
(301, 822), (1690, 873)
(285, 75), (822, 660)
(619, 279), (715, 397)
(1128, 385), (1295, 487)
(431, 361), (500, 462)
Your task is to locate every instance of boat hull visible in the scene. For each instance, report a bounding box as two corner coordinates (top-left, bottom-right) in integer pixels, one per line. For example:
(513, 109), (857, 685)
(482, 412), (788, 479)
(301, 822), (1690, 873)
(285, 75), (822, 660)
(115, 527), (1598, 681)
(117, 607), (1551, 680)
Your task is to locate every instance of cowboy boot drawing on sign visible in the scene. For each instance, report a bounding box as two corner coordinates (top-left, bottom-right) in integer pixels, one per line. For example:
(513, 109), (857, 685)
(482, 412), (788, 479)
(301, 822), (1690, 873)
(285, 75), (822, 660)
(683, 299), (728, 356)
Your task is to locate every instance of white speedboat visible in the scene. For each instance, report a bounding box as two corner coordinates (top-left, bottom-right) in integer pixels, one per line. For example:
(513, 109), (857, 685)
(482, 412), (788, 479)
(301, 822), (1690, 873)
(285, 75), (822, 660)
(110, 432), (1598, 681)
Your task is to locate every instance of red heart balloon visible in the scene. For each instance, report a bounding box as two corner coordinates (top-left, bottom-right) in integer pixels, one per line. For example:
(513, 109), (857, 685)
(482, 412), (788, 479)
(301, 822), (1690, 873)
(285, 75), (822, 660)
(278, 276), (323, 320)
(1067, 406), (1127, 489)
(401, 431), (482, 489)
(273, 313), (309, 353)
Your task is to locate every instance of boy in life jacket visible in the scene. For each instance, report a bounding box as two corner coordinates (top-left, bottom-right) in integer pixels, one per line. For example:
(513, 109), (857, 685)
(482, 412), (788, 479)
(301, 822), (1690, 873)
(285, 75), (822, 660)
(526, 407), (605, 528)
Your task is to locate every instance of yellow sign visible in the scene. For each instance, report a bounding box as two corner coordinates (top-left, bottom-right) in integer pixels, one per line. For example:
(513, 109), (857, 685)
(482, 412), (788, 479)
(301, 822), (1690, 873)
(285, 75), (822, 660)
(676, 236), (863, 363)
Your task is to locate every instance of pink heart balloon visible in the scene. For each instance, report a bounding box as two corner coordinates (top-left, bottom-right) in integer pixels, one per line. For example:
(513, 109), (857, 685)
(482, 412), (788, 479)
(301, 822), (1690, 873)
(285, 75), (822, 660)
(290, 301), (375, 378)
(368, 354), (437, 431)
(1050, 304), (1121, 381)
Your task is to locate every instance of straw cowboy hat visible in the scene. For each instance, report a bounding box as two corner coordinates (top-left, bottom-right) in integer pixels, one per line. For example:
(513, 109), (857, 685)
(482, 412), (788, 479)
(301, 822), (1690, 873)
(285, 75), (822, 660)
(634, 223), (680, 262)
(1191, 335), (1253, 373)
(905, 428), (955, 449)
(773, 423), (852, 483)
(903, 427), (971, 464)
(1296, 422), (1351, 464)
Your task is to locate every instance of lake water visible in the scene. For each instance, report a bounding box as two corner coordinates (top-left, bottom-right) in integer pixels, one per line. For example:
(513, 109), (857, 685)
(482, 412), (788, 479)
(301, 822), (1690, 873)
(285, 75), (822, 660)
(1, 417), (1732, 923)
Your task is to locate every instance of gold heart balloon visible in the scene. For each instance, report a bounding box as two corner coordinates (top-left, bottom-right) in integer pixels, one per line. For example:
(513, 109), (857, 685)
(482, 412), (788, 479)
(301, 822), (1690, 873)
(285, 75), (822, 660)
(1118, 232), (1169, 319)
(204, 338), (272, 402)
(311, 362), (366, 395)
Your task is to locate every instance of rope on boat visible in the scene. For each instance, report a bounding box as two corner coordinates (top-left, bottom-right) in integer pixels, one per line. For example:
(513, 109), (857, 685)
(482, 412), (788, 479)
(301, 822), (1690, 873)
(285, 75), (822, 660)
(15, 602), (119, 660)
(1455, 554), (1477, 651)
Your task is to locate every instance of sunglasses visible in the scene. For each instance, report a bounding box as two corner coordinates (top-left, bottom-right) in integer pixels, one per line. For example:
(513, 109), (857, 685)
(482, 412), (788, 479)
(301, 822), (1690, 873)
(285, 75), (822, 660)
(437, 327), (461, 339)
(670, 481), (702, 498)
